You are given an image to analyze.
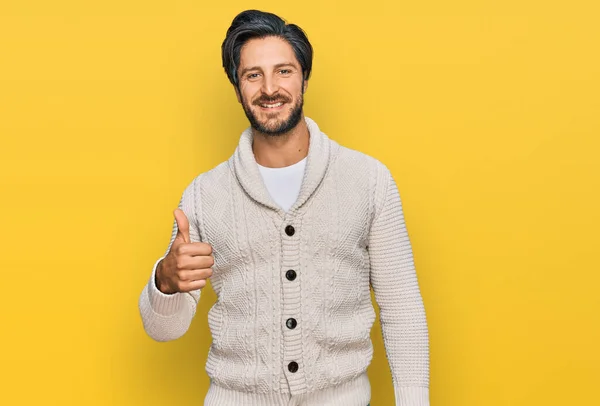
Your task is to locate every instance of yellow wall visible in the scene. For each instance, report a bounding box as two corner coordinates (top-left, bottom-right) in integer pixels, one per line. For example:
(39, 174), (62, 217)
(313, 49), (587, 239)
(1, 1), (599, 405)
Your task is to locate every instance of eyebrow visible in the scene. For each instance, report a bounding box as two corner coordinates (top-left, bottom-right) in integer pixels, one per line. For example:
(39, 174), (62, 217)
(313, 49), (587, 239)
(239, 62), (298, 78)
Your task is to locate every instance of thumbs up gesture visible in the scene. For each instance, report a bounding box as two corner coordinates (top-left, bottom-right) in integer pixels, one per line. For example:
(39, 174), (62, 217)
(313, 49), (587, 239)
(155, 208), (214, 294)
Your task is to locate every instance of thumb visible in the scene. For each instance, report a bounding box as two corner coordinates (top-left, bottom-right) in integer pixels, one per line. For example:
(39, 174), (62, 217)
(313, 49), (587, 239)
(174, 208), (190, 244)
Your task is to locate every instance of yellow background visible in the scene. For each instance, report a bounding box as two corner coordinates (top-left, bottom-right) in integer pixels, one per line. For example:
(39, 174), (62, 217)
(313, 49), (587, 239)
(1, 1), (599, 405)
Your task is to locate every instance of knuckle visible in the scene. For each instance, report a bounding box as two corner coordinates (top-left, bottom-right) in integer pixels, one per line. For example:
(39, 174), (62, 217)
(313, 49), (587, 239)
(176, 256), (188, 270)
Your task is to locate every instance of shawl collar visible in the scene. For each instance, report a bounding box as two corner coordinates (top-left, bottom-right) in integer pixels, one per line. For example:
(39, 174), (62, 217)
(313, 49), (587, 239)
(229, 116), (333, 214)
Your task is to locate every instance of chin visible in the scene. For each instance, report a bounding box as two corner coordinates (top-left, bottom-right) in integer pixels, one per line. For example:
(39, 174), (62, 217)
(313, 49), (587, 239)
(244, 101), (302, 135)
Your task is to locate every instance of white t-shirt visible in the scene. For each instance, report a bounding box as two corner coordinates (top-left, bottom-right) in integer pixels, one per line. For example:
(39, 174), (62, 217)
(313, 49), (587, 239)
(257, 157), (307, 212)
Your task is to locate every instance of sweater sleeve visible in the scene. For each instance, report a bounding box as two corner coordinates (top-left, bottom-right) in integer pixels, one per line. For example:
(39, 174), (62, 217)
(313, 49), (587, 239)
(138, 177), (203, 342)
(368, 164), (430, 406)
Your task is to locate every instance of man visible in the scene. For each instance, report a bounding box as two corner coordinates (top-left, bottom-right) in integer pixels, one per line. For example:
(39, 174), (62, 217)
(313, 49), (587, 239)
(139, 9), (430, 406)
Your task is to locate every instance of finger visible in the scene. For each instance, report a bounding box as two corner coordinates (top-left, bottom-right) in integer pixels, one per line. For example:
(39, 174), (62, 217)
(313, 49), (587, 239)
(174, 253), (214, 270)
(174, 208), (190, 244)
(179, 278), (207, 292)
(176, 242), (213, 257)
(179, 267), (214, 282)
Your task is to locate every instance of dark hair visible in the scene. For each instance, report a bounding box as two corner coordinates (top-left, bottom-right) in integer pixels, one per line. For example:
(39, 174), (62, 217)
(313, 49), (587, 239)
(221, 10), (313, 90)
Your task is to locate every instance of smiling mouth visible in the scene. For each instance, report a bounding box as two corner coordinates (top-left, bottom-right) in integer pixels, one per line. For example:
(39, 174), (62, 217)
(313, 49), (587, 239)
(258, 102), (285, 110)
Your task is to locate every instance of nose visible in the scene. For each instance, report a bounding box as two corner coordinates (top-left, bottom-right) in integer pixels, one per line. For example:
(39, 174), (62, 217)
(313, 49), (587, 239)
(261, 72), (279, 96)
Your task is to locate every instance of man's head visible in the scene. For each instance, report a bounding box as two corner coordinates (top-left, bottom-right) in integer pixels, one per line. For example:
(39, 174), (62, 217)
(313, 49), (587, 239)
(221, 10), (313, 136)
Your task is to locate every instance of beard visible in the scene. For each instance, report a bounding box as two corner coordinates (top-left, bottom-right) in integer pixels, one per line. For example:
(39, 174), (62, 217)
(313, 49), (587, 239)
(241, 90), (304, 136)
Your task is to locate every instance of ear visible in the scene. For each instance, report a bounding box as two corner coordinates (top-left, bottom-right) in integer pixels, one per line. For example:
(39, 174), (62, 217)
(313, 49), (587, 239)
(303, 79), (308, 94)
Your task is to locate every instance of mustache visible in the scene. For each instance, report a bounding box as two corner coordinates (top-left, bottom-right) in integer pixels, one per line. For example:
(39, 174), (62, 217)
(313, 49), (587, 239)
(254, 95), (290, 105)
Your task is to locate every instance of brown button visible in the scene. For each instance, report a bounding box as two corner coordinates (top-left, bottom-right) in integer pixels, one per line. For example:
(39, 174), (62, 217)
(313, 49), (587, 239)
(288, 361), (298, 373)
(286, 270), (296, 281)
(285, 225), (295, 236)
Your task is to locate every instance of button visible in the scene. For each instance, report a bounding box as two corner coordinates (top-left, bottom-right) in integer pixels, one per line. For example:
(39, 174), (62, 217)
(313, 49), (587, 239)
(285, 225), (295, 236)
(286, 269), (296, 281)
(286, 318), (297, 329)
(288, 361), (299, 373)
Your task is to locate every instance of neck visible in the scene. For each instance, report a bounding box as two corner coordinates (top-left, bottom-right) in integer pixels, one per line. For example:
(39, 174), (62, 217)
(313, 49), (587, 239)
(252, 113), (309, 168)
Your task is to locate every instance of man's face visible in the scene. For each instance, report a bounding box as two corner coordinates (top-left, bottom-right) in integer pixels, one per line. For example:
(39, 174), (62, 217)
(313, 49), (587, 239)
(235, 36), (307, 136)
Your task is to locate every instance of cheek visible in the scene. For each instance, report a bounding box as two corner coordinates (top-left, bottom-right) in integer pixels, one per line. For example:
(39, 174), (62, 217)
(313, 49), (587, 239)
(290, 87), (304, 102)
(239, 84), (257, 103)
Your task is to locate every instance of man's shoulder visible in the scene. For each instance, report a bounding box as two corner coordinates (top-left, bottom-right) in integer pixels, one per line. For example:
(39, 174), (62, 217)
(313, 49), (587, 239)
(176, 160), (231, 202)
(189, 160), (231, 188)
(334, 142), (387, 173)
(332, 143), (394, 199)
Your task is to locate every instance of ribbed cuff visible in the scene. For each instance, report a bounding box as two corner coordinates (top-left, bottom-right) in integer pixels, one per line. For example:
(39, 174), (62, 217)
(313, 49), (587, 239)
(146, 256), (185, 316)
(394, 385), (429, 406)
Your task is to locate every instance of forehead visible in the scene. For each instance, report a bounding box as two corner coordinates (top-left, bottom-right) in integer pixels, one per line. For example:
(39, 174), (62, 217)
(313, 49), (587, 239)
(239, 36), (299, 68)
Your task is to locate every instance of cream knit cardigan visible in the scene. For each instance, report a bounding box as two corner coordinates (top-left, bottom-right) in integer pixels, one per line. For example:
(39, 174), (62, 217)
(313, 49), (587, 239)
(139, 117), (430, 406)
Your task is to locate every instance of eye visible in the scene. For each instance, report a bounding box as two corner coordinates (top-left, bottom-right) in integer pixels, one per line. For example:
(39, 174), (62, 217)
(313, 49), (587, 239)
(280, 69), (292, 74)
(247, 73), (260, 79)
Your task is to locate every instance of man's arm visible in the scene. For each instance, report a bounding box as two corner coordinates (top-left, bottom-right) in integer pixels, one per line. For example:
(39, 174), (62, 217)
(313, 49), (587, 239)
(368, 163), (430, 406)
(138, 178), (203, 342)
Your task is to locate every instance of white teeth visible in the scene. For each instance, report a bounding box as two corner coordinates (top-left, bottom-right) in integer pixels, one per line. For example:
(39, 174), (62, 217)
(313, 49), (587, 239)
(261, 102), (283, 108)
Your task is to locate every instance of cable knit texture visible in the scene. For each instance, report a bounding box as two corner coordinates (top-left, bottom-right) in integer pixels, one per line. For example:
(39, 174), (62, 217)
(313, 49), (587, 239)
(138, 117), (430, 405)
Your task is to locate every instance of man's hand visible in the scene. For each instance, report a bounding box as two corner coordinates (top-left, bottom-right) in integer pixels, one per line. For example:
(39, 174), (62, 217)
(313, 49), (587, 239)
(155, 208), (214, 294)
